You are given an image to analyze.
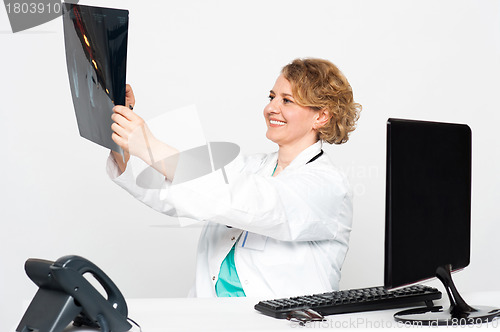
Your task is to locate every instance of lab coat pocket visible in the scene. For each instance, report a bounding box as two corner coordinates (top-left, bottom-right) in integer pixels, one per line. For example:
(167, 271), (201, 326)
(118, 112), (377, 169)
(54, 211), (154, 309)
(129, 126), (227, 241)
(239, 231), (268, 251)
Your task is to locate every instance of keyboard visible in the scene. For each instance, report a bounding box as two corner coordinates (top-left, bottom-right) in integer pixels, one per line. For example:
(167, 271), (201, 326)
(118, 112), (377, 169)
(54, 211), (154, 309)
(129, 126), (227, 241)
(254, 284), (441, 319)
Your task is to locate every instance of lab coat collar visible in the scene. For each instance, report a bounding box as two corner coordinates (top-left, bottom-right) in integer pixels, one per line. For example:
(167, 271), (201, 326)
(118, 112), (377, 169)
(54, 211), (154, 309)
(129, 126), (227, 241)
(281, 140), (323, 172)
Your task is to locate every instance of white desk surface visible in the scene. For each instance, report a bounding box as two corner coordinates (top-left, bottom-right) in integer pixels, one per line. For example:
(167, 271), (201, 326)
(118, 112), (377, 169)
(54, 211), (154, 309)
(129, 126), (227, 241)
(61, 291), (500, 331)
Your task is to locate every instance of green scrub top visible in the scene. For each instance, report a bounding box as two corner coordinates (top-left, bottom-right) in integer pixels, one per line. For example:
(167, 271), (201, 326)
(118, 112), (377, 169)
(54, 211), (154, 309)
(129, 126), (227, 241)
(215, 244), (246, 297)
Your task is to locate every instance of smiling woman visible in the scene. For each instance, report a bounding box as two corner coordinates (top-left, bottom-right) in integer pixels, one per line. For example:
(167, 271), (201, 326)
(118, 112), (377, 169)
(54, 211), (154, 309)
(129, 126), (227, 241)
(107, 58), (362, 299)
(264, 59), (361, 176)
(281, 59), (361, 145)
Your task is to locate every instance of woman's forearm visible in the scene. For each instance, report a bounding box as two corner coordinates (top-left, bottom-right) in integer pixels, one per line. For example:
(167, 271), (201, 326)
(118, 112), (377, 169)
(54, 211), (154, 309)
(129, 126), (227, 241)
(111, 104), (179, 180)
(140, 136), (179, 181)
(111, 150), (129, 175)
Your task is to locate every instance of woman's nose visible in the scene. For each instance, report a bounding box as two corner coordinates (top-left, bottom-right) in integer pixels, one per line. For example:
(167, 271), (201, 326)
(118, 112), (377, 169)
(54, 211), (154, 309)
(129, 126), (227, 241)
(264, 100), (279, 114)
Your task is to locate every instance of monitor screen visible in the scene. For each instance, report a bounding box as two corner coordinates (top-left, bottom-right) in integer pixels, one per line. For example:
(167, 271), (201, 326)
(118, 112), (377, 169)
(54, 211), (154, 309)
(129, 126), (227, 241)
(384, 118), (472, 289)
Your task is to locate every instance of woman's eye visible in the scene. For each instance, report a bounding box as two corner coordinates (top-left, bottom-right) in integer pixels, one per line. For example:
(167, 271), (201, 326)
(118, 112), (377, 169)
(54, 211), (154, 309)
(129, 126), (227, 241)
(283, 98), (293, 104)
(268, 95), (275, 101)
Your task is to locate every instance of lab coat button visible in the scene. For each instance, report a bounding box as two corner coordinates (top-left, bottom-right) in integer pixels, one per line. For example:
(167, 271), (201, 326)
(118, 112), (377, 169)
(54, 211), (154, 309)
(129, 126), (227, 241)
(212, 276), (216, 281)
(231, 237), (235, 241)
(244, 280), (249, 285)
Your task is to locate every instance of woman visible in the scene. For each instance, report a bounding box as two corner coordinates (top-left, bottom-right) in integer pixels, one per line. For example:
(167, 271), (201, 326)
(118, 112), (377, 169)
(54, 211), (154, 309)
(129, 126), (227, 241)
(107, 58), (361, 298)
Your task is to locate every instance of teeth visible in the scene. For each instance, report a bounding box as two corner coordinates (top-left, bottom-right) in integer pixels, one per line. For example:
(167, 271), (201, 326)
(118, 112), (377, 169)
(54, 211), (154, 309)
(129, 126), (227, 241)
(270, 120), (286, 126)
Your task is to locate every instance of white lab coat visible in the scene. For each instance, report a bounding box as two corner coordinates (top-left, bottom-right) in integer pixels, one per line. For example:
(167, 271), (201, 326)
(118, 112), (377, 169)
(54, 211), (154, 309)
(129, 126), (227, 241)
(106, 140), (353, 298)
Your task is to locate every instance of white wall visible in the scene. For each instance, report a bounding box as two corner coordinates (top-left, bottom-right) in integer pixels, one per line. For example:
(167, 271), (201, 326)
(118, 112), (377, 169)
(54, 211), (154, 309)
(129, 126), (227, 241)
(1, 0), (499, 330)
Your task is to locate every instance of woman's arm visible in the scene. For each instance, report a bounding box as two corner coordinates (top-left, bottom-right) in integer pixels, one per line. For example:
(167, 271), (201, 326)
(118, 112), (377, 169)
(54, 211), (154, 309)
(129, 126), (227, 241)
(163, 159), (353, 242)
(110, 84), (179, 179)
(111, 150), (128, 174)
(110, 106), (179, 181)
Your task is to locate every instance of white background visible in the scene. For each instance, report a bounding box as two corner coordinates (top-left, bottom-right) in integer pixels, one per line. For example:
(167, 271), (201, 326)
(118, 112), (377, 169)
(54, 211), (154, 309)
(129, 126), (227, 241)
(1, 0), (499, 330)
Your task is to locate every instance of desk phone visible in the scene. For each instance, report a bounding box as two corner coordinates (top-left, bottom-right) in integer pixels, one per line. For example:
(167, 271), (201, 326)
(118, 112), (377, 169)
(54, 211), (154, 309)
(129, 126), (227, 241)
(16, 255), (132, 332)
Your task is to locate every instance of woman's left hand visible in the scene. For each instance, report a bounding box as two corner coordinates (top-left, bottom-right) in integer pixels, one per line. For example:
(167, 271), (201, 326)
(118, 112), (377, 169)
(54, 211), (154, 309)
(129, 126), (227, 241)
(111, 105), (156, 164)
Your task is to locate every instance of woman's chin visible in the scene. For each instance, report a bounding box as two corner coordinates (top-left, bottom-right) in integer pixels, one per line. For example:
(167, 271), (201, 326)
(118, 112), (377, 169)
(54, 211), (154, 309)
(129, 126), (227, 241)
(265, 131), (279, 144)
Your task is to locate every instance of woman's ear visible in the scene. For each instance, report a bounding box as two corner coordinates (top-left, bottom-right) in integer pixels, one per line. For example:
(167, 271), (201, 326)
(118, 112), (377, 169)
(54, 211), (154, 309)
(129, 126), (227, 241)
(313, 109), (331, 130)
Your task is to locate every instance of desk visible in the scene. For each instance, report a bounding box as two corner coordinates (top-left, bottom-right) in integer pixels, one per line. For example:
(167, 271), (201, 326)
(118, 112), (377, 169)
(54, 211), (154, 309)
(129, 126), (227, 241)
(62, 291), (500, 331)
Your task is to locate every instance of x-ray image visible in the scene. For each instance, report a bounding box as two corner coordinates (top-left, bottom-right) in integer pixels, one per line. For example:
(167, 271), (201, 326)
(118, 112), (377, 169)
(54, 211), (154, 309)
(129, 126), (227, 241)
(62, 4), (129, 153)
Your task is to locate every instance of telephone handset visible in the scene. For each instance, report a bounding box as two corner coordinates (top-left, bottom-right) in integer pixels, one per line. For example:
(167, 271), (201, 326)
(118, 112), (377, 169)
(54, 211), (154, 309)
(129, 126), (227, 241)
(16, 255), (132, 332)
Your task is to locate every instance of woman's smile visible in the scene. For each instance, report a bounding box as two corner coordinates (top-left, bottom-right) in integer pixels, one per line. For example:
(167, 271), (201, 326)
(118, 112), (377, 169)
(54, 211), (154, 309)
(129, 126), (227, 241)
(269, 119), (287, 127)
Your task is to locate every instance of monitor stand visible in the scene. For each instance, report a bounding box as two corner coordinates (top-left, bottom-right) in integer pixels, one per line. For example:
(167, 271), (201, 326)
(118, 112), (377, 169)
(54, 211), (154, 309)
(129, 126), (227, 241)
(394, 264), (500, 326)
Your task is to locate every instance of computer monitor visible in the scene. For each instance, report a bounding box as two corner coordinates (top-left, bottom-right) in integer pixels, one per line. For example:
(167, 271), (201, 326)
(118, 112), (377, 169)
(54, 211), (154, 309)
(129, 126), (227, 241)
(384, 118), (499, 325)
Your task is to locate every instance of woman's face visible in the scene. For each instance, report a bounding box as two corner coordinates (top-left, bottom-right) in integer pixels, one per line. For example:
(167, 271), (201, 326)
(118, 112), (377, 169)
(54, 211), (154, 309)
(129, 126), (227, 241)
(263, 75), (319, 148)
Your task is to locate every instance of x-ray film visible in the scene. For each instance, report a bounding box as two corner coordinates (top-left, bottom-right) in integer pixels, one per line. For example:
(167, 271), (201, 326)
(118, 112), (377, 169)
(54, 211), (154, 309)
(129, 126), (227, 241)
(62, 4), (129, 153)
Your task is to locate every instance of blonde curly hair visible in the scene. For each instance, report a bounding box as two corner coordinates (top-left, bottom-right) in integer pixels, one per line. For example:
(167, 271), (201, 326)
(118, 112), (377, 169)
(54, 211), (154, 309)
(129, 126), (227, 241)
(281, 58), (361, 144)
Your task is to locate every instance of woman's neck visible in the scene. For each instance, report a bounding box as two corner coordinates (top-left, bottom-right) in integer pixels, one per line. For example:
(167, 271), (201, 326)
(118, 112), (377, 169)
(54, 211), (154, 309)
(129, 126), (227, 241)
(274, 138), (319, 176)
